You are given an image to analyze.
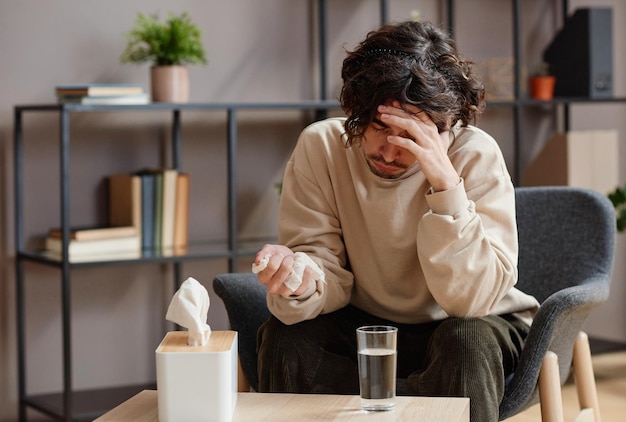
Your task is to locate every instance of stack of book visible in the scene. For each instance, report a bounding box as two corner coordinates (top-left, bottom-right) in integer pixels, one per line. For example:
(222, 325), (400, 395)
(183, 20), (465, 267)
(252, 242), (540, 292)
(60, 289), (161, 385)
(45, 225), (141, 262)
(55, 83), (150, 105)
(108, 168), (190, 254)
(44, 168), (189, 261)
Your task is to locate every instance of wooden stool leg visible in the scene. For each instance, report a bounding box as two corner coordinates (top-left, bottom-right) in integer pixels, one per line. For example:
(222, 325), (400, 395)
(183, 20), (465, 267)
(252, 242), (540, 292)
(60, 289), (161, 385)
(573, 332), (601, 422)
(539, 351), (565, 422)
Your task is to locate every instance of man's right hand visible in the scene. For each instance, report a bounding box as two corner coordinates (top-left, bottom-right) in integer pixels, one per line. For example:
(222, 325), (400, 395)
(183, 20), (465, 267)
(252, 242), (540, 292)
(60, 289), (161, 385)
(254, 244), (313, 297)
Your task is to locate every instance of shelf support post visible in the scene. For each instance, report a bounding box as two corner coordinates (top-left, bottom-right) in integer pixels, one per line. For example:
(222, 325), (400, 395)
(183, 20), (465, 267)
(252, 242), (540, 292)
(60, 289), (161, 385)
(315, 0), (328, 121)
(227, 109), (238, 272)
(14, 107), (27, 422)
(171, 109), (183, 290)
(60, 108), (73, 421)
(380, 0), (388, 24)
(561, 0), (571, 131)
(446, 0), (455, 36)
(512, 0), (523, 185)
(171, 109), (181, 169)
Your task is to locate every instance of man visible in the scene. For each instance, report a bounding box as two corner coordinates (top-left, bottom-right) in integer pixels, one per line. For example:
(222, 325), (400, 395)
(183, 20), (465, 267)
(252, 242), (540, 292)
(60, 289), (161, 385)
(253, 20), (539, 421)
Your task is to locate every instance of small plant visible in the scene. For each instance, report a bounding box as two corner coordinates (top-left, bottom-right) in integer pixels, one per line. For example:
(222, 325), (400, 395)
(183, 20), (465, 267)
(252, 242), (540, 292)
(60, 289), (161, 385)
(608, 184), (626, 232)
(120, 12), (207, 66)
(529, 61), (556, 100)
(534, 62), (552, 76)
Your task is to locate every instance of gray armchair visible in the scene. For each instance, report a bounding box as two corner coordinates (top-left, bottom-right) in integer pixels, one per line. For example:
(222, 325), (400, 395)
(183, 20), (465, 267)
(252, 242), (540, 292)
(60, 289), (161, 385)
(499, 186), (615, 421)
(213, 186), (616, 421)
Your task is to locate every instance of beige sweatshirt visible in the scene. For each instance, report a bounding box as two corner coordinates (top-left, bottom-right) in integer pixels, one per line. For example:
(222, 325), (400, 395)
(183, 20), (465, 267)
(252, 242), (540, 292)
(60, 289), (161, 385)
(268, 117), (539, 325)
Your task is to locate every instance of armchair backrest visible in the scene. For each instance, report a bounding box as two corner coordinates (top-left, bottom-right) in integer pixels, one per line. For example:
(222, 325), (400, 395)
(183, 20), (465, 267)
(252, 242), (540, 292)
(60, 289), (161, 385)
(515, 186), (615, 302)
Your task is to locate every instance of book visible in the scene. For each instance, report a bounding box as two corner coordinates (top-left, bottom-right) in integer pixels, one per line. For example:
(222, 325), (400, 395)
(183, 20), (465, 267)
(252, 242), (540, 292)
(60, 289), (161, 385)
(55, 83), (144, 97)
(138, 172), (156, 251)
(161, 169), (178, 250)
(108, 174), (142, 240)
(109, 168), (188, 253)
(45, 235), (140, 257)
(153, 172), (164, 250)
(48, 226), (137, 241)
(173, 173), (190, 249)
(57, 93), (150, 105)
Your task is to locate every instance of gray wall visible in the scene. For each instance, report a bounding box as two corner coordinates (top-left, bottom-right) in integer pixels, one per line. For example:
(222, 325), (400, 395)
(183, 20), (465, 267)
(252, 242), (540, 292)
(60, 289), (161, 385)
(1, 0), (625, 420)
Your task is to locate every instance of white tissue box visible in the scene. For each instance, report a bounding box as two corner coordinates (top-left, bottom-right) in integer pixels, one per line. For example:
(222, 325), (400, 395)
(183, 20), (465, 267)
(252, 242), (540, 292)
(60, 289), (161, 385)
(156, 330), (238, 422)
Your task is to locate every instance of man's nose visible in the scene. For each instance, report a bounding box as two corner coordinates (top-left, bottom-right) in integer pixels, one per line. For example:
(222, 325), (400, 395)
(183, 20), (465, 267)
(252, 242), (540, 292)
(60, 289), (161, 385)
(380, 143), (400, 163)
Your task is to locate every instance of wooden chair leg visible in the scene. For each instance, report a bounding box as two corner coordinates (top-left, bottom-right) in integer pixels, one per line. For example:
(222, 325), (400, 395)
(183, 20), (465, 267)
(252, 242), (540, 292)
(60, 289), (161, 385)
(573, 332), (601, 422)
(574, 408), (595, 422)
(539, 351), (565, 422)
(238, 357), (251, 392)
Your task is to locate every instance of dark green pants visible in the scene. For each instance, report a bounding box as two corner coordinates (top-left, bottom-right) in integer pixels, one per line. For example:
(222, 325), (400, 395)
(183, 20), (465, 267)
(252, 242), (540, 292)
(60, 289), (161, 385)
(257, 305), (529, 422)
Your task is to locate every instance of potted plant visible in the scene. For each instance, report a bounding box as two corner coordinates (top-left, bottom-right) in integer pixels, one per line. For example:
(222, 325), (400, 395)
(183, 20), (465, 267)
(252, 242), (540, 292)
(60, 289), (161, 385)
(529, 62), (556, 101)
(120, 12), (207, 103)
(608, 184), (626, 232)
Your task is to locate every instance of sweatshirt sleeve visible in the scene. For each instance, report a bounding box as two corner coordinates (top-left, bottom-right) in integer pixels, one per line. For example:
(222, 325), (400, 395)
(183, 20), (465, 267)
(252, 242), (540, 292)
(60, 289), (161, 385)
(417, 153), (518, 318)
(266, 125), (354, 325)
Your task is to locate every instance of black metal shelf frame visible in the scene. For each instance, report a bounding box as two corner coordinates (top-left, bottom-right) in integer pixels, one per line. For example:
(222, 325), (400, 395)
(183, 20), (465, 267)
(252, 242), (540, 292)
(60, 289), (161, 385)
(13, 100), (340, 421)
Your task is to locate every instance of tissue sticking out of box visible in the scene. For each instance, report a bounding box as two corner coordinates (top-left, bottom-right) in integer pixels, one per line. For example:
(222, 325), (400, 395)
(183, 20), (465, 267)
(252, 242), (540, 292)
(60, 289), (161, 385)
(165, 277), (211, 346)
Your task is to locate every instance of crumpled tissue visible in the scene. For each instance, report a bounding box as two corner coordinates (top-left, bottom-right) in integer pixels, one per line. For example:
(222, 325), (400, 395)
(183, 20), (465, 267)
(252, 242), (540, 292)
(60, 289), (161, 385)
(165, 277), (211, 346)
(252, 251), (325, 291)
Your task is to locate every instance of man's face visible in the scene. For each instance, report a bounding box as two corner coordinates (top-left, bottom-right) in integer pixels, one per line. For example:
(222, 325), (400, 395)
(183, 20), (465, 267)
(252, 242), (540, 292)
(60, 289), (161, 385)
(360, 116), (418, 179)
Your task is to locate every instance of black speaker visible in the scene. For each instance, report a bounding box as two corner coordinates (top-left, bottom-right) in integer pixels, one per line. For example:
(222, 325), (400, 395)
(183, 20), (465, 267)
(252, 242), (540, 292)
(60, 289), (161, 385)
(543, 8), (613, 98)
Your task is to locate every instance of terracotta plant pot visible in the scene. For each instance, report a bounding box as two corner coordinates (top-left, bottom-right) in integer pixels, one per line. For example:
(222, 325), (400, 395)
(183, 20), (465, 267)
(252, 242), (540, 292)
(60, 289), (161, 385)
(151, 65), (190, 103)
(529, 76), (556, 100)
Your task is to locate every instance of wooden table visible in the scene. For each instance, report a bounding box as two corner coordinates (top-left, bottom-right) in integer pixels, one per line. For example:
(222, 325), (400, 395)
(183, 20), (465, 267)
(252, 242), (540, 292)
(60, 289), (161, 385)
(94, 390), (469, 421)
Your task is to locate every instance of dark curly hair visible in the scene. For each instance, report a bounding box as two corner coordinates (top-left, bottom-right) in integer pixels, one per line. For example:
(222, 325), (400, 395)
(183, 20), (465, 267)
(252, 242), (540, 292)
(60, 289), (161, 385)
(340, 20), (485, 145)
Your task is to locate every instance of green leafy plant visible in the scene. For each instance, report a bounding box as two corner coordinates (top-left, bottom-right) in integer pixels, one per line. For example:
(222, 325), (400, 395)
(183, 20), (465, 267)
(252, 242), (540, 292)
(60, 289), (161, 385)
(120, 12), (207, 66)
(608, 184), (626, 232)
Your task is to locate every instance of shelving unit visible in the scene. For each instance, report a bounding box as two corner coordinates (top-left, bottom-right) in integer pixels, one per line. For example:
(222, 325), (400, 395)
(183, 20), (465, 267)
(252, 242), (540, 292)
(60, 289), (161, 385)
(13, 101), (340, 421)
(446, 0), (626, 183)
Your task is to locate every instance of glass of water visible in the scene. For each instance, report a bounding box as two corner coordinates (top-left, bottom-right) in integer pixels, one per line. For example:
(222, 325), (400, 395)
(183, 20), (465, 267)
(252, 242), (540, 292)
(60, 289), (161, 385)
(356, 325), (398, 411)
